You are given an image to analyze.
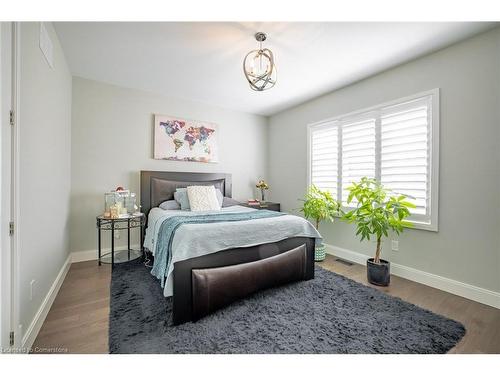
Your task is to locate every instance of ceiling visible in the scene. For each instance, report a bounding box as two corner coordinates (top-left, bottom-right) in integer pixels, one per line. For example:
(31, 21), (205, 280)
(54, 22), (495, 116)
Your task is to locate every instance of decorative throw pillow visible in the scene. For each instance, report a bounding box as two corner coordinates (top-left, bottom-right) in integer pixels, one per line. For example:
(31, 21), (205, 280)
(187, 185), (221, 212)
(159, 200), (181, 210)
(215, 188), (223, 207)
(222, 197), (241, 208)
(174, 188), (190, 210)
(175, 186), (223, 210)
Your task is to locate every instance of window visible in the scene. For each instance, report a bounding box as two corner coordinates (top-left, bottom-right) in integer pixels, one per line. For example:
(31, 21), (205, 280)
(341, 118), (376, 205)
(308, 89), (439, 231)
(310, 125), (338, 194)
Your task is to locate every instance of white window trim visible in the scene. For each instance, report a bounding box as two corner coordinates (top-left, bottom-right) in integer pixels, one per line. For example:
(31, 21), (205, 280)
(307, 88), (439, 232)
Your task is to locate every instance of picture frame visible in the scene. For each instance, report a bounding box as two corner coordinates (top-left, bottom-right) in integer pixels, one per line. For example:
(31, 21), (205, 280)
(153, 114), (219, 163)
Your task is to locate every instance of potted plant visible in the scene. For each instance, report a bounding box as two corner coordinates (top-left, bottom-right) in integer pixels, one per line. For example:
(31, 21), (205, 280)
(342, 177), (415, 286)
(300, 185), (341, 262)
(256, 179), (269, 202)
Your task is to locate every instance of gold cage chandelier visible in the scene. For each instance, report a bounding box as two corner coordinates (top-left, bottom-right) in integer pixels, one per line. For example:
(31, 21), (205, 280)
(243, 32), (277, 91)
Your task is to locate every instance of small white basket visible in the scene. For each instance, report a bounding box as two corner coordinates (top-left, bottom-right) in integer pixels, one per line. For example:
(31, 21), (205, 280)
(315, 244), (326, 262)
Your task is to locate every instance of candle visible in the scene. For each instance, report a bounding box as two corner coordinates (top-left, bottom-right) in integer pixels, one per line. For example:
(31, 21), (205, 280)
(110, 205), (119, 219)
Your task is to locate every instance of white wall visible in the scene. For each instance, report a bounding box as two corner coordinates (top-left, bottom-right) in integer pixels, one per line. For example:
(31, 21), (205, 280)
(18, 23), (72, 339)
(268, 27), (500, 293)
(70, 77), (268, 253)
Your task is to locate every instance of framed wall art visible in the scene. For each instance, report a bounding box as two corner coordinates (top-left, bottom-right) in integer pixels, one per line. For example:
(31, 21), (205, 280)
(154, 114), (218, 163)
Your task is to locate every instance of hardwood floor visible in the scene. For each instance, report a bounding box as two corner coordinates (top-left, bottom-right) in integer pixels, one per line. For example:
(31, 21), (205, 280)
(33, 255), (500, 354)
(33, 261), (111, 354)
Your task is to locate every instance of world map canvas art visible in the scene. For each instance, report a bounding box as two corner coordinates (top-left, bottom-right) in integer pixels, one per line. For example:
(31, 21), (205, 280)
(154, 115), (218, 163)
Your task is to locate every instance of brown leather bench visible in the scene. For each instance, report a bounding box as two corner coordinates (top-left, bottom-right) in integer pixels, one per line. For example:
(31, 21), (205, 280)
(191, 244), (309, 321)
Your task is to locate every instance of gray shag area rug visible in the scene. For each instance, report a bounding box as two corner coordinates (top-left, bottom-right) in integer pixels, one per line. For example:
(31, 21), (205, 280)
(109, 258), (465, 354)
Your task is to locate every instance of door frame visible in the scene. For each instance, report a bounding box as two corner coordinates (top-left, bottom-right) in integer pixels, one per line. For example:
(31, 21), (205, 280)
(0, 21), (20, 351)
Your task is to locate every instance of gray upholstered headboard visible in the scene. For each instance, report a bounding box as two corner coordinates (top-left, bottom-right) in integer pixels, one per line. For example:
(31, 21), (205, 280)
(140, 171), (232, 217)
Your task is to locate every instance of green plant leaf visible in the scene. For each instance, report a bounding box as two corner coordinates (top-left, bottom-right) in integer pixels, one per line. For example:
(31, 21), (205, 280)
(299, 185), (341, 228)
(340, 177), (414, 258)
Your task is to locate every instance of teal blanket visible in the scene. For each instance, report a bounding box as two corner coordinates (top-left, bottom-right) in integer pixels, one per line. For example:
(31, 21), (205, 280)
(151, 209), (286, 286)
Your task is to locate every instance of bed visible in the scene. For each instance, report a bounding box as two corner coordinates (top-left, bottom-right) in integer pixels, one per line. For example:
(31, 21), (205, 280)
(140, 171), (321, 325)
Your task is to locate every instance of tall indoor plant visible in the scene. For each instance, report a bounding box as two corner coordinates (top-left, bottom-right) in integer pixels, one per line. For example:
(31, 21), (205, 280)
(300, 185), (341, 261)
(342, 177), (415, 286)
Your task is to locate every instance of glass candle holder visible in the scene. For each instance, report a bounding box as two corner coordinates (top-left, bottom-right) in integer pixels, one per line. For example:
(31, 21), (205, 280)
(104, 192), (118, 215)
(125, 193), (137, 214)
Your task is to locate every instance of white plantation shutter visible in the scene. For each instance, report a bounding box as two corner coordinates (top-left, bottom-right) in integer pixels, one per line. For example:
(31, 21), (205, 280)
(310, 124), (338, 194)
(381, 98), (430, 217)
(308, 89), (439, 231)
(341, 118), (376, 205)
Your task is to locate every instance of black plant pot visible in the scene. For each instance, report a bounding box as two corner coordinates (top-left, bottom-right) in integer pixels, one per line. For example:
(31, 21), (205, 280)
(367, 258), (390, 286)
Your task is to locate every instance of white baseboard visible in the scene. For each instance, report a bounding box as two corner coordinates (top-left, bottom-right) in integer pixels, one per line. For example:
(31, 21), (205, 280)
(22, 245), (142, 348)
(21, 254), (71, 350)
(71, 249), (97, 263)
(325, 244), (500, 310)
(71, 244), (140, 263)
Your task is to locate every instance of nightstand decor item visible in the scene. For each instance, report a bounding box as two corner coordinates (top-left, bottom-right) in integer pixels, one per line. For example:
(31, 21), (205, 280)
(247, 199), (260, 206)
(256, 179), (269, 202)
(125, 193), (138, 214)
(104, 187), (138, 218)
(243, 32), (277, 91)
(116, 197), (125, 215)
(300, 185), (341, 262)
(104, 192), (118, 217)
(115, 187), (130, 215)
(110, 205), (119, 219)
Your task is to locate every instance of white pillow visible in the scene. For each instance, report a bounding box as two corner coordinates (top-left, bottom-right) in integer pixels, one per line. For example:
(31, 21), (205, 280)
(215, 188), (224, 207)
(187, 185), (221, 212)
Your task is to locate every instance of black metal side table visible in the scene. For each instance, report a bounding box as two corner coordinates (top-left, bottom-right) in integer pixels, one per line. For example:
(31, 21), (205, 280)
(96, 213), (145, 267)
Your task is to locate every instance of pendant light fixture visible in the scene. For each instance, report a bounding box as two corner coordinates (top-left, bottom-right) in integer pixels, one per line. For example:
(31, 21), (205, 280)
(243, 32), (277, 91)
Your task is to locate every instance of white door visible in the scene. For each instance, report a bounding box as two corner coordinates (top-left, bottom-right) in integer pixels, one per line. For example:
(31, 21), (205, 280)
(0, 21), (19, 350)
